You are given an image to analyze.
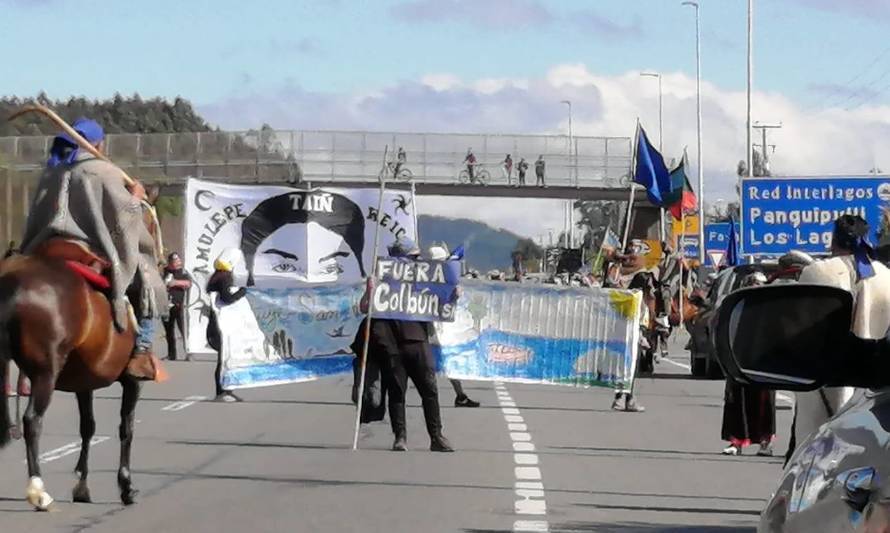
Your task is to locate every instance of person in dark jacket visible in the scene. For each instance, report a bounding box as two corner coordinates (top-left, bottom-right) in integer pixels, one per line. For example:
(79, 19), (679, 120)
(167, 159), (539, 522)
(206, 250), (247, 403)
(351, 317), (387, 423)
(163, 252), (192, 361)
(360, 239), (454, 452)
(535, 155), (546, 187)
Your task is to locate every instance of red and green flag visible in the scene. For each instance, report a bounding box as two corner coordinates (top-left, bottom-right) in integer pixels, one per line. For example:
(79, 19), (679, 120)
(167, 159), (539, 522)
(665, 152), (698, 220)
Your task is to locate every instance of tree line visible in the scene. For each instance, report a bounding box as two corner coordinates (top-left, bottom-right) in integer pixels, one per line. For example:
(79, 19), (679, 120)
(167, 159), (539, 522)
(0, 93), (213, 137)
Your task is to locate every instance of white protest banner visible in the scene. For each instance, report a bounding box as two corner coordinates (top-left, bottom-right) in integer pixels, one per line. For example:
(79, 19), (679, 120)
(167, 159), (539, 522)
(435, 281), (641, 389)
(214, 280), (641, 390)
(183, 178), (415, 354)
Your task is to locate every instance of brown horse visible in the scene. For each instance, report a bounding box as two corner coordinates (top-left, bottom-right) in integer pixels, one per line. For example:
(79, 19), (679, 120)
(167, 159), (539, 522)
(0, 239), (141, 510)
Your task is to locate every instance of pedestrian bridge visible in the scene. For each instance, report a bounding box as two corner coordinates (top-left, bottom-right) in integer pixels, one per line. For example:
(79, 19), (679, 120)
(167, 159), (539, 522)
(0, 128), (640, 242)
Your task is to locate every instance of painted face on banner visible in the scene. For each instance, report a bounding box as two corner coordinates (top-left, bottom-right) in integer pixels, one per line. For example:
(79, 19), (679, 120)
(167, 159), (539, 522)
(252, 222), (363, 284)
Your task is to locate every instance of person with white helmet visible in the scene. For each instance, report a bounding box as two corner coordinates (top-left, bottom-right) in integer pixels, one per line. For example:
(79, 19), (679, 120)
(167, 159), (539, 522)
(427, 244), (481, 408)
(206, 248), (247, 403)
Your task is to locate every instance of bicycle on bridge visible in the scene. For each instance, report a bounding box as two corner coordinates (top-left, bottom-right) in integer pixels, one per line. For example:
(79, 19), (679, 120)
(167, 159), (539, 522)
(387, 147), (414, 181)
(457, 163), (491, 185)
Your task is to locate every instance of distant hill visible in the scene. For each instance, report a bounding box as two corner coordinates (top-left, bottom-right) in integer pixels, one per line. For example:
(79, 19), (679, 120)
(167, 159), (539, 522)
(417, 215), (529, 272)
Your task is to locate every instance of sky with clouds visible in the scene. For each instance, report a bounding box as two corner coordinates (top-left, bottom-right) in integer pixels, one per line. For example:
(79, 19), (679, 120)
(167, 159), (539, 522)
(4, 0), (890, 239)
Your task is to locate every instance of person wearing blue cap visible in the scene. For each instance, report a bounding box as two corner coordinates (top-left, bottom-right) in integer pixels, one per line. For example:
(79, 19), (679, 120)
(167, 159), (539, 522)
(357, 237), (454, 452)
(20, 118), (167, 381)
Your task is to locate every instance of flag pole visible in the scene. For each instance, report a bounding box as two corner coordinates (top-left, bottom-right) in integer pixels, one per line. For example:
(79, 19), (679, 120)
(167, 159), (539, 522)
(677, 150), (688, 328)
(352, 145), (389, 451)
(622, 120), (641, 250)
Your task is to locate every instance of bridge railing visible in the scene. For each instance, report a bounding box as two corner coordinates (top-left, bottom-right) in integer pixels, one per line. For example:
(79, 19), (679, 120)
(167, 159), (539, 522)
(0, 129), (632, 186)
(0, 129), (632, 243)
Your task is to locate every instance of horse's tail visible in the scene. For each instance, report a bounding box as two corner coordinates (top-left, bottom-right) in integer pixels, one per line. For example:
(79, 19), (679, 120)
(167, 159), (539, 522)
(0, 272), (19, 448)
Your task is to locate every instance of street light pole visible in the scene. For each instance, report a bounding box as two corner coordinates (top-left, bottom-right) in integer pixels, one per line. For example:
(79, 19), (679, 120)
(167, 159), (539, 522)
(747, 0), (753, 183)
(561, 100), (574, 247)
(640, 73), (663, 152)
(682, 0), (705, 264)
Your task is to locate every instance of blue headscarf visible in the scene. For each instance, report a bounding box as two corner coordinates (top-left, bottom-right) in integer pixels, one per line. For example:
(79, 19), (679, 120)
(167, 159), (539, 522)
(46, 118), (104, 168)
(833, 215), (876, 280)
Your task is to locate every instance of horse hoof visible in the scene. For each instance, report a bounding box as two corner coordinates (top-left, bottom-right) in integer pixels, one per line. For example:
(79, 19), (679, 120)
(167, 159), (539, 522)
(8, 425), (21, 440)
(26, 477), (54, 511)
(72, 485), (92, 504)
(120, 489), (139, 506)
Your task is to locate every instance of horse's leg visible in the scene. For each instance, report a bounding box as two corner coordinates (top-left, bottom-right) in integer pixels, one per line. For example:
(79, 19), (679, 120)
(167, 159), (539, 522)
(117, 377), (141, 505)
(72, 391), (95, 503)
(23, 372), (55, 511)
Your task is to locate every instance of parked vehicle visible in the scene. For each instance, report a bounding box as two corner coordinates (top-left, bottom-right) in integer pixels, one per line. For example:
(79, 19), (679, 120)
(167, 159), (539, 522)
(687, 263), (780, 378)
(713, 283), (890, 532)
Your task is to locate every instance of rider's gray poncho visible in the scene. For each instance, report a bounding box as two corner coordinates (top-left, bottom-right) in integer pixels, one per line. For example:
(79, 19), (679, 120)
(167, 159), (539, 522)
(20, 152), (167, 328)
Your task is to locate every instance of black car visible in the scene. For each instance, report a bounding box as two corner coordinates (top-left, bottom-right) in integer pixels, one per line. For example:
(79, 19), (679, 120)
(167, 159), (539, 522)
(688, 264), (780, 378)
(714, 283), (890, 532)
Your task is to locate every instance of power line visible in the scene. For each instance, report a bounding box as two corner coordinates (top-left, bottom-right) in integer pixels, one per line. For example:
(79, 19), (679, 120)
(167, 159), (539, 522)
(838, 64), (890, 109)
(806, 44), (890, 111)
(846, 77), (890, 110)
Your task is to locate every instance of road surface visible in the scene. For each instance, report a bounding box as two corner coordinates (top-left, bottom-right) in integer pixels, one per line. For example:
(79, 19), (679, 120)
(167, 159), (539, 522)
(0, 341), (791, 532)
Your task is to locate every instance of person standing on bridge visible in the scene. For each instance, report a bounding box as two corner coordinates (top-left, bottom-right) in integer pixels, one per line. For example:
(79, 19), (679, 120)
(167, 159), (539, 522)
(517, 157), (529, 186)
(464, 148), (477, 184)
(788, 215), (890, 462)
(360, 239), (454, 452)
(535, 155), (546, 187)
(502, 154), (513, 185)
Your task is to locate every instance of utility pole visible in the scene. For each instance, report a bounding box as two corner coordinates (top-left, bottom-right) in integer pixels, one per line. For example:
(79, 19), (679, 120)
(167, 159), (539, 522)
(753, 121), (782, 174)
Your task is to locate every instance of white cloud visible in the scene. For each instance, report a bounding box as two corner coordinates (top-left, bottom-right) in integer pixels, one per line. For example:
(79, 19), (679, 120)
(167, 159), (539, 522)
(200, 63), (890, 238)
(421, 73), (463, 91)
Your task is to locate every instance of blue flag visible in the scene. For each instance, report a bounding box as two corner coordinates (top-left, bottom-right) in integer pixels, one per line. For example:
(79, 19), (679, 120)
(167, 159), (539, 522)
(633, 125), (671, 206)
(725, 219), (740, 267)
(603, 228), (621, 250)
(450, 244), (465, 260)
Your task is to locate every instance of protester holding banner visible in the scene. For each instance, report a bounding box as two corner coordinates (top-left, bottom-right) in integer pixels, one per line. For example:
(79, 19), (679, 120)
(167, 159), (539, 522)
(361, 239), (454, 452)
(427, 245), (480, 408)
(206, 249), (246, 403)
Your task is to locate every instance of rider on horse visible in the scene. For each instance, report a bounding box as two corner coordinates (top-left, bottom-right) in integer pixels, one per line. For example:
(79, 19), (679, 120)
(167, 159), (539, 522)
(19, 118), (167, 380)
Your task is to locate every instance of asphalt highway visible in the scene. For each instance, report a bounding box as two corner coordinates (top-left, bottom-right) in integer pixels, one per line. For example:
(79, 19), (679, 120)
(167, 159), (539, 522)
(0, 340), (792, 533)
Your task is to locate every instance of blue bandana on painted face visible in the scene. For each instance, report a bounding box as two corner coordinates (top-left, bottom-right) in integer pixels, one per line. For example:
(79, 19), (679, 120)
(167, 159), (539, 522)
(46, 118), (104, 168)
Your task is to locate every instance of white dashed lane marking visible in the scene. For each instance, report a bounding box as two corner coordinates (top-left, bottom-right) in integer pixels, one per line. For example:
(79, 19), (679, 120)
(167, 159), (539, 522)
(29, 436), (111, 464)
(161, 395), (207, 412)
(24, 395), (208, 465)
(495, 381), (549, 532)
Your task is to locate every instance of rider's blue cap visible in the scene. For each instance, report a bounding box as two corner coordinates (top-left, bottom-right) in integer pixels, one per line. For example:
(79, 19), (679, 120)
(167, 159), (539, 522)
(60, 118), (104, 145)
